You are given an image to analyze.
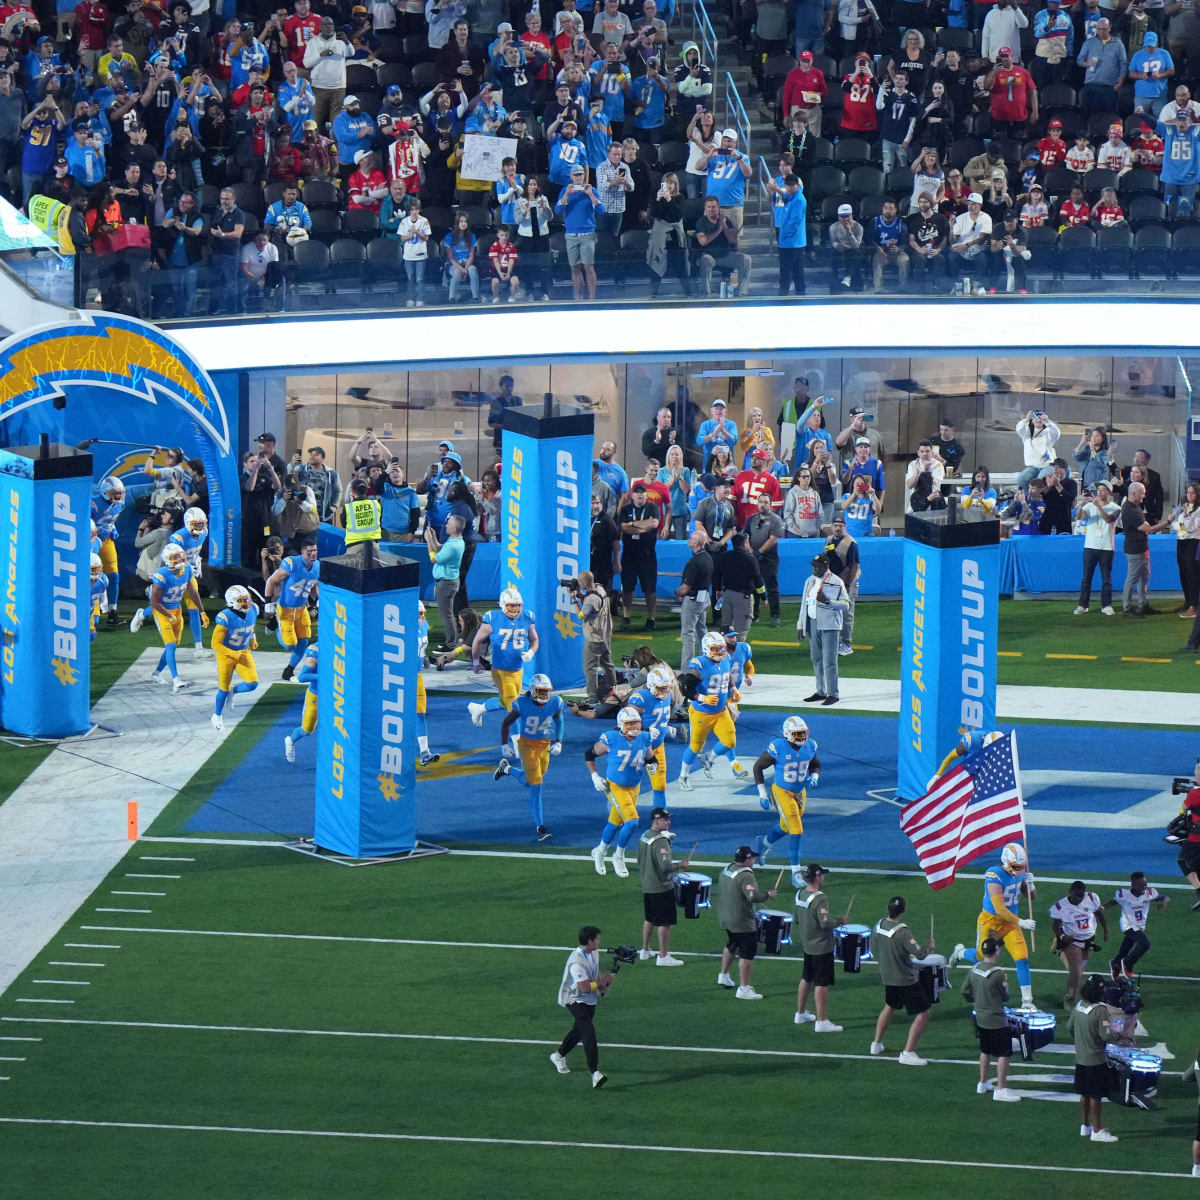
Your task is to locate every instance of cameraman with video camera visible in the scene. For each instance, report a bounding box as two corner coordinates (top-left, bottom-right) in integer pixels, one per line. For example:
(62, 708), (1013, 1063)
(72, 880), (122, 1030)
(551, 924), (617, 1088)
(1175, 762), (1200, 910)
(272, 473), (319, 552)
(569, 570), (616, 707)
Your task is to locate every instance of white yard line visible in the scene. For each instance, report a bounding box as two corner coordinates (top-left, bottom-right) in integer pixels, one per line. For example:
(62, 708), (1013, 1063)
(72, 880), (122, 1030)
(93, 908), (152, 915)
(0, 648), (291, 998)
(29, 980), (89, 986)
(47, 962), (105, 968)
(112, 891), (166, 897)
(0, 1117), (1186, 1179)
(63, 944), (120, 950)
(124, 874), (181, 880)
(138, 857), (195, 863)
(13, 999), (74, 1005)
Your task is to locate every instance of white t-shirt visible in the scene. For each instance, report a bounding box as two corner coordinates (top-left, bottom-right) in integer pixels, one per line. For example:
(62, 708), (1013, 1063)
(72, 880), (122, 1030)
(1050, 891), (1102, 941)
(558, 946), (599, 1006)
(239, 241), (279, 280)
(398, 214), (432, 260)
(1078, 499), (1118, 550)
(1112, 886), (1161, 932)
(904, 457), (944, 511)
(951, 209), (991, 258)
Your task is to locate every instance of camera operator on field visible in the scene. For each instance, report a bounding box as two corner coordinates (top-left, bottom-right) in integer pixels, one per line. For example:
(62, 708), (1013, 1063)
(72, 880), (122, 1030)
(550, 924), (617, 1088)
(570, 570), (616, 707)
(1175, 762), (1200, 910)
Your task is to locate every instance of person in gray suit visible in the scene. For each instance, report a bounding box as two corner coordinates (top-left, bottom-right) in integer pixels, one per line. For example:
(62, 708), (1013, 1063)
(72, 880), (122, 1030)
(796, 554), (849, 706)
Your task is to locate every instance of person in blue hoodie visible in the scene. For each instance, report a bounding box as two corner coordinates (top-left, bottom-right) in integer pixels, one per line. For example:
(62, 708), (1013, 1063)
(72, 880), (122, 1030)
(777, 174), (807, 296)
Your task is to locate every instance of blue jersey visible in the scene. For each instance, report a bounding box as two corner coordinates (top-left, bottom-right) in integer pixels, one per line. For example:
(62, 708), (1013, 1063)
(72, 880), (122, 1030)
(92, 495), (125, 540)
(483, 608), (535, 671)
(589, 63), (629, 121)
(1157, 120), (1200, 185)
(278, 555), (319, 608)
(299, 642), (319, 694)
(687, 654), (731, 714)
(585, 112), (611, 169)
(264, 199), (312, 233)
(767, 737), (818, 792)
(151, 563), (194, 610)
(511, 691), (565, 742)
(704, 151), (747, 207)
(631, 75), (666, 129)
(627, 686), (671, 744)
(726, 641), (752, 689)
(843, 494), (875, 538)
(599, 728), (657, 786)
(90, 572), (107, 609)
(215, 603), (259, 651)
(981, 863), (1030, 916)
(548, 134), (586, 184)
(168, 527), (206, 575)
(417, 617), (429, 660)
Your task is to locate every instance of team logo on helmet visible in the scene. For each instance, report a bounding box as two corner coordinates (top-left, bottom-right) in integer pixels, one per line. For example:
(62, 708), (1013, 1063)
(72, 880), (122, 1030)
(161, 543), (187, 573)
(225, 585), (253, 613)
(90, 553), (103, 581)
(701, 631), (726, 661)
(1000, 842), (1027, 875)
(500, 586), (523, 619)
(100, 476), (125, 501)
(530, 673), (553, 703)
(616, 706), (642, 737)
(184, 507), (208, 536)
(783, 715), (808, 747)
(647, 665), (673, 698)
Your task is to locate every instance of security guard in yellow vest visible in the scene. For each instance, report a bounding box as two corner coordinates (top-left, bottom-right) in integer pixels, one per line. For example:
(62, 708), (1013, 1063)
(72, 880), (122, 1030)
(344, 480), (382, 547)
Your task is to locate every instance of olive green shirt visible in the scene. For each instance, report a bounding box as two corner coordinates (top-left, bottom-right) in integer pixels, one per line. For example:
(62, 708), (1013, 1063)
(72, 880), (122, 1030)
(636, 829), (681, 894)
(715, 863), (769, 933)
(960, 962), (1009, 1029)
(1068, 1001), (1120, 1066)
(869, 917), (932, 987)
(795, 888), (837, 955)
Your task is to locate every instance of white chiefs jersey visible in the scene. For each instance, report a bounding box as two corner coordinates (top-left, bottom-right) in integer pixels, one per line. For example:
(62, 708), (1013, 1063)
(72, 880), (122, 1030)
(1049, 892), (1102, 941)
(1112, 886), (1161, 932)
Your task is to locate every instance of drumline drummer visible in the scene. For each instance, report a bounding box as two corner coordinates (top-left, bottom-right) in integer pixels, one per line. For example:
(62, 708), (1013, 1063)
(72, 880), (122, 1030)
(870, 895), (936, 1067)
(714, 844), (778, 1001)
(959, 935), (1021, 1103)
(636, 806), (690, 967)
(793, 862), (846, 1033)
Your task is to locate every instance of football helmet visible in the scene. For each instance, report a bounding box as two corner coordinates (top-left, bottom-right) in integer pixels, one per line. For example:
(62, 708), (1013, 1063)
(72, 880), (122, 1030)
(161, 543), (188, 573)
(701, 632), (726, 661)
(499, 587), (523, 619)
(184, 507), (208, 536)
(782, 715), (808, 748)
(647, 665), (673, 699)
(225, 585), (253, 613)
(1000, 842), (1028, 876)
(417, 600), (426, 619)
(90, 553), (103, 582)
(530, 673), (553, 703)
(100, 476), (125, 502)
(616, 706), (642, 738)
(90, 518), (99, 540)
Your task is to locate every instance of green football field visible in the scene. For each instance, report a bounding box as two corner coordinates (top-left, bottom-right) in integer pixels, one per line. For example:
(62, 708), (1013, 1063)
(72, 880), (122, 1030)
(3, 844), (1200, 1198)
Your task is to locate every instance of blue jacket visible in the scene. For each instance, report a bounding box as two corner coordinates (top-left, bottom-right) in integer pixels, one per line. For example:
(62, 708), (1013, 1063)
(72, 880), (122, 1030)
(778, 187), (808, 248)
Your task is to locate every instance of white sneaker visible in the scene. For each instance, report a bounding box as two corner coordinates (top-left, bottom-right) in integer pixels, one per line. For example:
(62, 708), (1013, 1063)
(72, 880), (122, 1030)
(870, 1042), (886, 1055)
(171, 677), (188, 694)
(468, 701), (486, 727)
(1090, 1129), (1118, 1143)
(549, 1051), (569, 1075)
(1080, 1125), (1093, 1138)
(992, 1088), (1021, 1102)
(192, 645), (211, 659)
(591, 1071), (607, 1088)
(717, 973), (736, 989)
(638, 949), (655, 961)
(976, 1081), (991, 1094)
(837, 644), (853, 656)
(814, 1019), (842, 1033)
(898, 1051), (927, 1067)
(794, 1011), (816, 1025)
(129, 609), (145, 633)
(948, 942), (966, 968)
(735, 985), (763, 1000)
(1073, 606), (1088, 615)
(210, 713), (223, 730)
(841, 275), (851, 288)
(678, 775), (693, 792)
(151, 668), (166, 685)
(1101, 606), (1115, 615)
(590, 845), (607, 876)
(284, 735), (295, 763)
(611, 849), (629, 878)
(655, 954), (683, 967)
(1191, 1165), (1200, 1176)
(1018, 1001), (1038, 1013)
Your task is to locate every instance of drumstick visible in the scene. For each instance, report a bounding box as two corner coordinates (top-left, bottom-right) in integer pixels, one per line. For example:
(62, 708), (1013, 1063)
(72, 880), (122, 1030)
(773, 868), (785, 891)
(844, 893), (855, 921)
(687, 842), (699, 861)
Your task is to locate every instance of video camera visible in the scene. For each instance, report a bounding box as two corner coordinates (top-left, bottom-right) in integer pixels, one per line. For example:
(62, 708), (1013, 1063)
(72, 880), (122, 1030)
(607, 944), (638, 974)
(1165, 760), (1197, 843)
(560, 576), (581, 594)
(1102, 977), (1144, 1016)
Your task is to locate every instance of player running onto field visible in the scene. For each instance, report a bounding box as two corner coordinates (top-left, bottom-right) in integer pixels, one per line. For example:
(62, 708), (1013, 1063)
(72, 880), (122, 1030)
(753, 715), (819, 887)
(89, 553), (106, 641)
(284, 642), (319, 761)
(92, 476), (125, 625)
(1103, 872), (1168, 980)
(130, 507), (210, 658)
(149, 543), (205, 693)
(495, 673), (564, 842)
(468, 587), (539, 726)
(678, 632), (748, 791)
(211, 585), (260, 731)
(264, 536), (320, 681)
(626, 665), (676, 805)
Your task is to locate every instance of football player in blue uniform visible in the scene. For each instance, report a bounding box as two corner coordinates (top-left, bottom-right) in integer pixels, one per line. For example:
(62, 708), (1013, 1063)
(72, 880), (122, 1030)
(168, 507), (210, 658)
(625, 665), (676, 804)
(586, 705), (664, 877)
(210, 585), (260, 731)
(468, 587), (539, 726)
(92, 476), (125, 623)
(150, 542), (205, 693)
(678, 632), (748, 790)
(949, 841), (1038, 1009)
(284, 642), (319, 761)
(752, 716), (819, 886)
(89, 553), (107, 641)
(723, 625), (754, 692)
(416, 600), (439, 766)
(930, 729), (1004, 784)
(265, 536), (320, 680)
(494, 673), (564, 841)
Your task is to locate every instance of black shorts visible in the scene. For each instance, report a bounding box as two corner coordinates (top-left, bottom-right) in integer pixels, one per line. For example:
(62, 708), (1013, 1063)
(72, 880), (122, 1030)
(1195, 1104), (1200, 1142)
(802, 952), (835, 987)
(1074, 1061), (1111, 1100)
(885, 982), (931, 1016)
(621, 553), (657, 597)
(725, 929), (758, 960)
(644, 890), (677, 927)
(977, 1024), (1013, 1057)
(1178, 841), (1200, 876)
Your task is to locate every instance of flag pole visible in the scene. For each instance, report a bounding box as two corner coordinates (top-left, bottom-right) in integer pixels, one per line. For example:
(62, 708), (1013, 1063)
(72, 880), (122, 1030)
(1012, 730), (1036, 954)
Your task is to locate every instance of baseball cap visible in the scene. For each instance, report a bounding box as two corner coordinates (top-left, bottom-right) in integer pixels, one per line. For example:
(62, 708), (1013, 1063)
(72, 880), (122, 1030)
(631, 480), (648, 492)
(256, 432), (277, 444)
(1144, 30), (1158, 45)
(720, 127), (738, 142)
(711, 398), (727, 408)
(700, 472), (718, 489)
(53, 155), (68, 167)
(354, 148), (373, 163)
(837, 202), (853, 215)
(734, 844), (758, 863)
(343, 94), (359, 105)
(1094, 478), (1113, 491)
(855, 50), (870, 60)
(854, 435), (870, 446)
(849, 405), (865, 416)
(386, 83), (402, 96)
(302, 119), (318, 130)
(1002, 208), (1018, 220)
(803, 863), (828, 881)
(722, 624), (738, 637)
(967, 191), (983, 204)
(351, 3), (366, 10)
(751, 447), (768, 459)
(798, 49), (813, 61)
(569, 163), (586, 175)
(442, 450), (462, 465)
(395, 119), (412, 132)
(1048, 117), (1062, 129)
(650, 806), (671, 820)
(72, 118), (90, 131)
(497, 19), (513, 31)
(998, 44), (1012, 55)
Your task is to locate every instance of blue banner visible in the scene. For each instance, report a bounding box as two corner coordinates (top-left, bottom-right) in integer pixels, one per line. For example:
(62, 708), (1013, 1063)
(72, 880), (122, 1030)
(898, 538), (999, 801)
(314, 570), (418, 857)
(0, 451), (92, 737)
(500, 424), (592, 691)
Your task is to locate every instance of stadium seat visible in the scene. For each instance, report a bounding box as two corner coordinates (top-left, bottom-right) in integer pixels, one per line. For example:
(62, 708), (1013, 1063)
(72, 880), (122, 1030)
(378, 63), (414, 94)
(402, 33), (434, 63)
(833, 138), (873, 167)
(848, 165), (884, 196)
(808, 164), (847, 200)
(1094, 224), (1133, 276)
(365, 237), (403, 287)
(240, 212), (259, 238)
(1126, 194), (1166, 229)
(809, 137), (835, 164)
(1087, 111), (1120, 139)
(422, 206), (453, 238)
(195, 183), (220, 213)
(1040, 84), (1077, 111)
(1043, 166), (1079, 200)
(936, 26), (974, 51)
(375, 31), (403, 61)
(1024, 225), (1059, 279)
(346, 64), (381, 96)
(1058, 225), (1097, 276)
(762, 54), (794, 89)
(820, 193), (855, 220)
(1132, 225), (1171, 278)
(1172, 226), (1200, 275)
(412, 62), (441, 91)
(263, 182), (289, 208)
(858, 194), (887, 220)
(307, 209), (341, 245)
(948, 137), (984, 169)
(1083, 167), (1117, 196)
(812, 54), (837, 79)
(292, 239), (331, 291)
(884, 166), (912, 196)
(232, 182), (265, 218)
(329, 238), (366, 288)
(342, 209), (380, 242)
(1119, 170), (1160, 197)
(655, 141), (688, 171)
(300, 179), (340, 211)
(354, 93), (381, 118)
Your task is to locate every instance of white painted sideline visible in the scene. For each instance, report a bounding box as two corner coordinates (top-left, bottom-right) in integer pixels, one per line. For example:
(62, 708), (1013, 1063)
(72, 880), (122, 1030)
(0, 1117), (1187, 1179)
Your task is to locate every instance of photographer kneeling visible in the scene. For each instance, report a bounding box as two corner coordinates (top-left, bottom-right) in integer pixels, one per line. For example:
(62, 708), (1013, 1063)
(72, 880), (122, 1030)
(571, 571), (616, 707)
(551, 924), (617, 1088)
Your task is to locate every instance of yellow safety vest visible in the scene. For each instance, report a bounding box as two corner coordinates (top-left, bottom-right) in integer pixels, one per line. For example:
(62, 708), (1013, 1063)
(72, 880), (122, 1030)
(345, 497), (382, 545)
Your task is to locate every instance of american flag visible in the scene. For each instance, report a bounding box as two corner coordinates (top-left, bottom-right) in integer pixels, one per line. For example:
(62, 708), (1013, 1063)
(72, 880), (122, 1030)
(900, 732), (1025, 890)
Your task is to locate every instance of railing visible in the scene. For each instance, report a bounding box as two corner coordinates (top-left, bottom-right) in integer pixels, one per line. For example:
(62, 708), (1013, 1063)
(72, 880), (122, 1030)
(723, 72), (756, 221)
(691, 0), (719, 84)
(757, 154), (775, 228)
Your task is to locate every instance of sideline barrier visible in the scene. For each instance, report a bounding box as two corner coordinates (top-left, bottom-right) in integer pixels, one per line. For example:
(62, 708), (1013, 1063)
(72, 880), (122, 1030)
(319, 525), (1183, 602)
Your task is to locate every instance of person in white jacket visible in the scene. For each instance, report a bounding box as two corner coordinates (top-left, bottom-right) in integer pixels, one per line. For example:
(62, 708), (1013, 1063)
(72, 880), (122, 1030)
(981, 0), (1029, 64)
(1016, 409), (1060, 489)
(302, 17), (352, 132)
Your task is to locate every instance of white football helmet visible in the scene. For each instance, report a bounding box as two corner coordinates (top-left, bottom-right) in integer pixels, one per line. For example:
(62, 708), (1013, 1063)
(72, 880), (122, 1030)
(1000, 842), (1028, 876)
(499, 587), (523, 620)
(100, 476), (125, 501)
(647, 665), (673, 699)
(701, 632), (726, 662)
(225, 585), (253, 613)
(161, 543), (188, 573)
(417, 600), (426, 619)
(783, 715), (809, 748)
(184, 507), (208, 536)
(530, 673), (553, 703)
(616, 706), (642, 738)
(90, 553), (103, 582)
(90, 518), (99, 540)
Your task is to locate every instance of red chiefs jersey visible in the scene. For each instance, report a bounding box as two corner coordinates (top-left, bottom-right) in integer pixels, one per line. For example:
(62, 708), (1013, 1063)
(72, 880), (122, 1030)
(489, 240), (519, 270)
(732, 470), (782, 526)
(388, 137), (426, 194)
(990, 66), (1034, 122)
(284, 13), (321, 66)
(1058, 199), (1090, 226)
(1036, 135), (1066, 168)
(1094, 202), (1124, 227)
(840, 73), (878, 132)
(1133, 133), (1163, 168)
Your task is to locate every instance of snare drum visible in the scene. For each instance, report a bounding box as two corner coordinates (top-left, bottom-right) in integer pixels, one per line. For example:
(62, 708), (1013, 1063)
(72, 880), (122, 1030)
(914, 953), (949, 1004)
(756, 909), (794, 954)
(833, 923), (873, 973)
(1106, 1044), (1162, 1109)
(673, 872), (712, 920)
(1003, 1006), (1056, 1061)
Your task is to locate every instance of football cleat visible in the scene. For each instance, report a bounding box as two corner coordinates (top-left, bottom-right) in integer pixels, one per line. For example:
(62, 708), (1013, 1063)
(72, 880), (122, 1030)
(468, 701), (486, 726)
(210, 712), (224, 730)
(284, 735), (295, 762)
(129, 609), (145, 634)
